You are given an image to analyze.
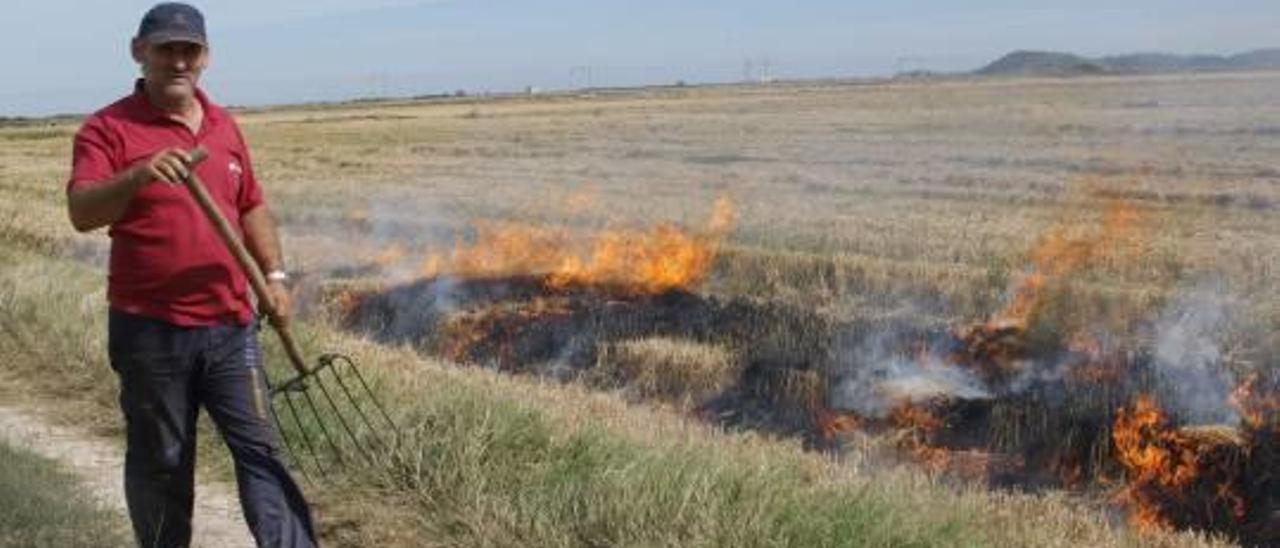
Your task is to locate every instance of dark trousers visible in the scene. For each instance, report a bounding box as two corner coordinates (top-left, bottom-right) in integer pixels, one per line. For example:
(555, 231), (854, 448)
(108, 309), (317, 548)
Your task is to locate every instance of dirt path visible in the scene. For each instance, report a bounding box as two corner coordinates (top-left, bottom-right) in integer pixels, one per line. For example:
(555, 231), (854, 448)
(0, 403), (255, 548)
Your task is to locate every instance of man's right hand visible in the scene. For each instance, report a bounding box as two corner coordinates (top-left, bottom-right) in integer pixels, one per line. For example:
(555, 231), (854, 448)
(69, 147), (197, 232)
(131, 147), (194, 187)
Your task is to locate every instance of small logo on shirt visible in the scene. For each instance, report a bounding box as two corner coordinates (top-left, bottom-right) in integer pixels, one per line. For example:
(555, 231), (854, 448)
(229, 161), (243, 190)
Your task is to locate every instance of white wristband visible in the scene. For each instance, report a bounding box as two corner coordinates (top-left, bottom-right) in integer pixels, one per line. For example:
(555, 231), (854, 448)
(266, 270), (290, 283)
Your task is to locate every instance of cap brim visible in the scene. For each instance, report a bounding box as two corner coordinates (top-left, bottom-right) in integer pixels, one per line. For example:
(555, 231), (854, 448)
(143, 29), (207, 46)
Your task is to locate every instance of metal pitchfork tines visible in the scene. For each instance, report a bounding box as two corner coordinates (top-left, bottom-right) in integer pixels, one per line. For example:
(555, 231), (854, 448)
(183, 148), (400, 481)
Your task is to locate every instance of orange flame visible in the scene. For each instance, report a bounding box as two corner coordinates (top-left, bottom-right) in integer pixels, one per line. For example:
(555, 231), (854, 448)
(1113, 395), (1186, 532)
(889, 403), (951, 473)
(890, 403), (944, 433)
(813, 405), (861, 442)
(420, 197), (733, 295)
(999, 199), (1145, 325)
(373, 243), (408, 267)
(1113, 395), (1249, 533)
(1230, 374), (1279, 430)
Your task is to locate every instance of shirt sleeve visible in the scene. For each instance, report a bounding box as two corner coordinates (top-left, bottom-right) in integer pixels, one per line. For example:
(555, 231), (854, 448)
(232, 122), (265, 214)
(67, 115), (117, 194)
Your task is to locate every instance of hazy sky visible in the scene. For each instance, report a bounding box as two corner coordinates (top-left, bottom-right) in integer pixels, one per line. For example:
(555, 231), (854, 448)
(3, 0), (1278, 115)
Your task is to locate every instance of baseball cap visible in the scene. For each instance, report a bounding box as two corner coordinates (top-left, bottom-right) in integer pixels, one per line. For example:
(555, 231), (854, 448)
(137, 3), (207, 46)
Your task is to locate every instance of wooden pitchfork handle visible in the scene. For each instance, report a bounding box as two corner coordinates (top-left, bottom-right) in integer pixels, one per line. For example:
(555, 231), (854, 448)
(183, 148), (311, 375)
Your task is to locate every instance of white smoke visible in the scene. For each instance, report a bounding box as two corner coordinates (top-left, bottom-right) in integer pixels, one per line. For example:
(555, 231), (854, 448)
(361, 192), (456, 284)
(829, 329), (991, 418)
(1152, 284), (1240, 425)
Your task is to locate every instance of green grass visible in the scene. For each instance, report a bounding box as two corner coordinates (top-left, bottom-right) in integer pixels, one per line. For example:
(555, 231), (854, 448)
(360, 378), (979, 547)
(0, 439), (130, 548)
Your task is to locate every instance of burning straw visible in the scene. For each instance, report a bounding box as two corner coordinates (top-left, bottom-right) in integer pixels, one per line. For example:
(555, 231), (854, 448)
(817, 195), (1277, 544)
(333, 191), (1277, 544)
(419, 197), (734, 295)
(1113, 392), (1278, 543)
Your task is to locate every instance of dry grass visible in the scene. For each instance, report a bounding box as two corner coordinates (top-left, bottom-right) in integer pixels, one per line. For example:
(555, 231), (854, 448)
(9, 72), (1275, 345)
(2, 71), (1276, 546)
(7, 75), (1279, 313)
(0, 439), (130, 548)
(591, 337), (738, 405)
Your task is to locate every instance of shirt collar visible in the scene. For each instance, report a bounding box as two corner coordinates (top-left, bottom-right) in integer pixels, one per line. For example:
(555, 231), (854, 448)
(125, 78), (218, 127)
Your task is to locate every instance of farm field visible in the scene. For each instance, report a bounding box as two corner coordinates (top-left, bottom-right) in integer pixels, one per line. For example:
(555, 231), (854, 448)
(2, 71), (1277, 546)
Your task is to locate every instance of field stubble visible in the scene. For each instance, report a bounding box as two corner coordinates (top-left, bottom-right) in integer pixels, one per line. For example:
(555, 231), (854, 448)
(2, 71), (1277, 546)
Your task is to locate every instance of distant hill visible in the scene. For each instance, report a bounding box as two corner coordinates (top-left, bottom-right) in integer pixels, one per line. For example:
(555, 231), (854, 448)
(976, 51), (1106, 76)
(1226, 48), (1280, 69)
(976, 48), (1280, 77)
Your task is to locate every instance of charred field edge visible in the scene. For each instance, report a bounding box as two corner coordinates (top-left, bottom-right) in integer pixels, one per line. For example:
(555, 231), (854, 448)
(338, 273), (1279, 546)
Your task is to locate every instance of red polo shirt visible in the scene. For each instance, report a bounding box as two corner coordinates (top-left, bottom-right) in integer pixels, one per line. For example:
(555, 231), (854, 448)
(68, 80), (265, 326)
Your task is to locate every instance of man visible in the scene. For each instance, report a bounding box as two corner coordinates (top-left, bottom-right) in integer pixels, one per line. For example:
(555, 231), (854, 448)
(66, 3), (316, 547)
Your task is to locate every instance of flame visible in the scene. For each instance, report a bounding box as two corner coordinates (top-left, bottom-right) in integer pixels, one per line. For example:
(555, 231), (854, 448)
(435, 222), (571, 279)
(1230, 373), (1280, 430)
(1112, 395), (1249, 533)
(947, 197), (1147, 386)
(1113, 395), (1185, 532)
(812, 399), (958, 473)
(813, 405), (861, 442)
(421, 254), (444, 279)
(889, 403), (951, 473)
(998, 199), (1145, 325)
(419, 197), (733, 295)
(890, 403), (944, 433)
(950, 319), (1029, 384)
(374, 243), (408, 267)
(545, 224), (714, 294)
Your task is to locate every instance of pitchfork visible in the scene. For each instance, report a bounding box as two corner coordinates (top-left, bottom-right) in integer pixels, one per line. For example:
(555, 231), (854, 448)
(184, 148), (399, 481)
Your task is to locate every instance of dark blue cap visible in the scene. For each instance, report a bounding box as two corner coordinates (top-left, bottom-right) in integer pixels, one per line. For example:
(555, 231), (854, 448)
(137, 3), (207, 46)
